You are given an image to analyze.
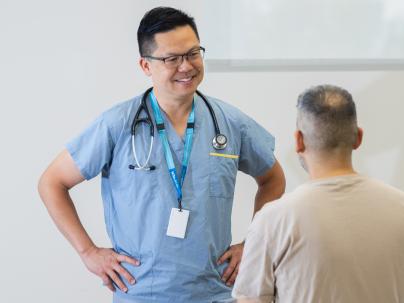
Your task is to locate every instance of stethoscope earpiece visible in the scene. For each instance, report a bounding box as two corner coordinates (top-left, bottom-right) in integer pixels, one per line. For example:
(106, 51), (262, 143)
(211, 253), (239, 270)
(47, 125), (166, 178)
(128, 164), (156, 171)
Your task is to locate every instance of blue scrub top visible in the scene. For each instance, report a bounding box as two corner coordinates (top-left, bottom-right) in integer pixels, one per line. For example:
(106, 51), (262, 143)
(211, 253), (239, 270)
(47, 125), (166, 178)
(66, 93), (276, 302)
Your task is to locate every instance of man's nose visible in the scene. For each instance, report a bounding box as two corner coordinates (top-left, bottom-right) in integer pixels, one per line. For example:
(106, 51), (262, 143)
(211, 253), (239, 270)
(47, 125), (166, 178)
(177, 55), (193, 72)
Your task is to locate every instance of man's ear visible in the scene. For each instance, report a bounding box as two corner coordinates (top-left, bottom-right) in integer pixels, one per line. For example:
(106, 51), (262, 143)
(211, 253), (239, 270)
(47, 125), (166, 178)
(294, 130), (305, 153)
(139, 57), (152, 76)
(353, 127), (363, 150)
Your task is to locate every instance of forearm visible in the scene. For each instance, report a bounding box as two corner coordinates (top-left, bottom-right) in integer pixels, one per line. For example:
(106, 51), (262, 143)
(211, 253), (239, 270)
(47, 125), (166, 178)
(38, 177), (95, 256)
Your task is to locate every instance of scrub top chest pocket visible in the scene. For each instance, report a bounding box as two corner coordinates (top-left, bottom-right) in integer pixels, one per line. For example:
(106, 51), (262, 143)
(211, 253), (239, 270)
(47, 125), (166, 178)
(208, 152), (239, 198)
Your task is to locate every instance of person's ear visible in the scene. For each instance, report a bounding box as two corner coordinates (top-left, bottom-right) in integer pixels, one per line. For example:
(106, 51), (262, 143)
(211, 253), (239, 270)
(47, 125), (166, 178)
(294, 130), (305, 153)
(353, 127), (363, 150)
(139, 57), (152, 76)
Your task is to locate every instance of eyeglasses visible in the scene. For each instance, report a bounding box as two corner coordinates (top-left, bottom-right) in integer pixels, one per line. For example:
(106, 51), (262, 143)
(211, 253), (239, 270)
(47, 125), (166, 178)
(143, 46), (205, 68)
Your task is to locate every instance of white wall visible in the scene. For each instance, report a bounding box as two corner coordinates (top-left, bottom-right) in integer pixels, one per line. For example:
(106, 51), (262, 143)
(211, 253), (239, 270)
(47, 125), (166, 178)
(1, 1), (403, 302)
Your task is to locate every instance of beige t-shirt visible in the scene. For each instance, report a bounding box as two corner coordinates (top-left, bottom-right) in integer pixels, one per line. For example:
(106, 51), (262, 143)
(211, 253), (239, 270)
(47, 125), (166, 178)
(232, 174), (404, 303)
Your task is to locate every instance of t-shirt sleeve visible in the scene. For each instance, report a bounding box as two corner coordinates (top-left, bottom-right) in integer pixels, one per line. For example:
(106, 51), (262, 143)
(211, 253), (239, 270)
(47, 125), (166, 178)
(232, 211), (275, 301)
(66, 114), (114, 180)
(238, 115), (276, 177)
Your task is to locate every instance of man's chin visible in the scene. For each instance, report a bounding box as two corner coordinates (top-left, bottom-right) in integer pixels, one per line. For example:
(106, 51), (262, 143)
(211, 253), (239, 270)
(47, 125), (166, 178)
(172, 82), (200, 96)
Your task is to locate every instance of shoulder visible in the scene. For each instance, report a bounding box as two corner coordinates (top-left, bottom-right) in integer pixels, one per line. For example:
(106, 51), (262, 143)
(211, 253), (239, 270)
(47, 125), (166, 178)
(97, 94), (142, 140)
(252, 183), (315, 229)
(101, 95), (141, 125)
(201, 94), (253, 124)
(202, 94), (272, 139)
(360, 175), (404, 200)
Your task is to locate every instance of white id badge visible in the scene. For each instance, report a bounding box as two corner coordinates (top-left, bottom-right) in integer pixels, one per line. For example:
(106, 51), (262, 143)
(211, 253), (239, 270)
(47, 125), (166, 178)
(166, 208), (189, 239)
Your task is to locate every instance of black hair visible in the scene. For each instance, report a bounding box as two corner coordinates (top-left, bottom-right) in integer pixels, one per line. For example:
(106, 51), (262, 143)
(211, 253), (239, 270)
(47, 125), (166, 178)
(137, 7), (199, 56)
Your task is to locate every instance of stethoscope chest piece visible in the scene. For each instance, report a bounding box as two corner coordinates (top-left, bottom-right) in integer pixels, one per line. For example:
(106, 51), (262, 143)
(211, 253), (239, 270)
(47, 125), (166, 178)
(212, 133), (227, 150)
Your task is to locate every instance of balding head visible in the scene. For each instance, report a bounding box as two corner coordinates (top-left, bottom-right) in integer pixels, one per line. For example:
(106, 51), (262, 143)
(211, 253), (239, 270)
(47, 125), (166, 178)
(296, 85), (358, 153)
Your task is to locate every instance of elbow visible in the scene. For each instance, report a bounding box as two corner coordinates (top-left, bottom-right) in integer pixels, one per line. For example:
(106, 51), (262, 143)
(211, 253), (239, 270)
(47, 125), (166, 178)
(37, 171), (49, 203)
(278, 173), (286, 197)
(271, 164), (286, 199)
(278, 179), (286, 199)
(266, 174), (285, 201)
(37, 170), (59, 204)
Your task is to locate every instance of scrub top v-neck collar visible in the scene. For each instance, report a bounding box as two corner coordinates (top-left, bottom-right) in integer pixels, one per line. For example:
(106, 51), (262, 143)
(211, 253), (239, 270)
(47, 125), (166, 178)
(157, 95), (204, 161)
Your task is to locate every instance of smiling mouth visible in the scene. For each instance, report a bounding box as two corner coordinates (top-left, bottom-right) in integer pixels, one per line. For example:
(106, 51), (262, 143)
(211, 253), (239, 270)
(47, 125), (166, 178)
(175, 75), (196, 83)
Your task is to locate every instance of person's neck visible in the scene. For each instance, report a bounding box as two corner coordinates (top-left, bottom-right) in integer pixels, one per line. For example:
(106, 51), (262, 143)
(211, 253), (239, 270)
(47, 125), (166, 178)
(306, 151), (357, 180)
(154, 90), (193, 117)
(153, 89), (194, 136)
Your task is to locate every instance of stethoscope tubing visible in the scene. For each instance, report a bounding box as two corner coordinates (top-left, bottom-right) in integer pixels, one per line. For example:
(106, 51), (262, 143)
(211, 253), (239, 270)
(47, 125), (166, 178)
(196, 90), (221, 136)
(130, 88), (226, 170)
(131, 133), (154, 170)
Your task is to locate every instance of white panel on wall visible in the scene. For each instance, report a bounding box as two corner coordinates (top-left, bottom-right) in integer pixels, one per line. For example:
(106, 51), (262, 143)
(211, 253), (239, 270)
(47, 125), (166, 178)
(198, 0), (404, 70)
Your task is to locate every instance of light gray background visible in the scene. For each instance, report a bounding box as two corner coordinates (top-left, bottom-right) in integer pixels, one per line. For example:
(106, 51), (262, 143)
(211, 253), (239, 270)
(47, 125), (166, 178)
(1, 1), (403, 302)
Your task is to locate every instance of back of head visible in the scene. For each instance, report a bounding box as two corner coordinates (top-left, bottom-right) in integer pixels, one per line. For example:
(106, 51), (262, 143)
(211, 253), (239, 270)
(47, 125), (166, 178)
(297, 84), (358, 153)
(137, 7), (199, 57)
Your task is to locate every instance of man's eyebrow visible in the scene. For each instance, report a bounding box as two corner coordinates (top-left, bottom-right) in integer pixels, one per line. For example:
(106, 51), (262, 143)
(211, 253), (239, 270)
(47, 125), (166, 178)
(164, 46), (200, 56)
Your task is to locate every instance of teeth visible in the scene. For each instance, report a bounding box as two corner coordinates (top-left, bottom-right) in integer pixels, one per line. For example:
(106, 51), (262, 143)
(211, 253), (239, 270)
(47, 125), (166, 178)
(177, 77), (192, 82)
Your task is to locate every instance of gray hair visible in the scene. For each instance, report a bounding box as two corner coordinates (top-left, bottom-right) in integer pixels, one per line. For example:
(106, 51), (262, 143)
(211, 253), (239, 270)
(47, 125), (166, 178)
(296, 84), (358, 151)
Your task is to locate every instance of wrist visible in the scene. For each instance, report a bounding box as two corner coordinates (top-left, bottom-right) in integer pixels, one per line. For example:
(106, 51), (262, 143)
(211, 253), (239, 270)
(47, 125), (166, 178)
(78, 243), (97, 258)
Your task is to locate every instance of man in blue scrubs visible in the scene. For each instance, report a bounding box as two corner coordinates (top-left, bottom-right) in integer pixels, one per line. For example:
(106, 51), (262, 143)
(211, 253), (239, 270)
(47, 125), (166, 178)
(38, 7), (285, 302)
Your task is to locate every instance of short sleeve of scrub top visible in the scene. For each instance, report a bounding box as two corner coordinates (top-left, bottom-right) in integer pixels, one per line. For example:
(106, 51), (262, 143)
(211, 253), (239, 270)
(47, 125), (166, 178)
(236, 112), (276, 177)
(66, 113), (114, 180)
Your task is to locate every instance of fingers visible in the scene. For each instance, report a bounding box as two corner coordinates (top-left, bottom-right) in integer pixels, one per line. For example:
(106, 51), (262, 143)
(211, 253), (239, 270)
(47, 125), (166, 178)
(101, 275), (115, 292)
(221, 259), (237, 284)
(217, 249), (232, 265)
(116, 254), (140, 267)
(226, 265), (239, 286)
(218, 243), (245, 286)
(113, 263), (136, 286)
(113, 253), (139, 286)
(83, 247), (141, 293)
(107, 269), (128, 293)
(106, 252), (140, 291)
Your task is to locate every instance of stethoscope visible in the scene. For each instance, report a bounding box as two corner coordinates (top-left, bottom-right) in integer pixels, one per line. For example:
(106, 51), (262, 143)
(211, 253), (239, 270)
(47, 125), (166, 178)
(129, 87), (228, 171)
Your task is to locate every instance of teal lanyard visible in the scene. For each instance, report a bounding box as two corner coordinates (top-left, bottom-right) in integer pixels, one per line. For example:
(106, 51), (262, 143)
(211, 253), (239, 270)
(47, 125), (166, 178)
(150, 90), (195, 211)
